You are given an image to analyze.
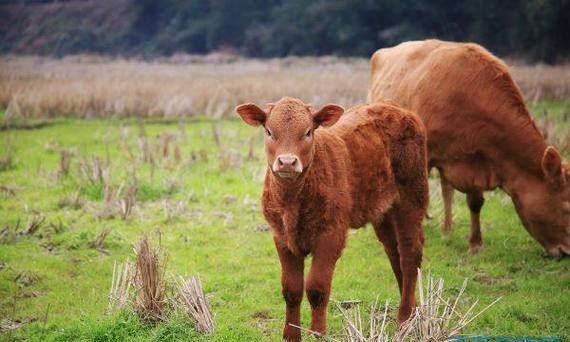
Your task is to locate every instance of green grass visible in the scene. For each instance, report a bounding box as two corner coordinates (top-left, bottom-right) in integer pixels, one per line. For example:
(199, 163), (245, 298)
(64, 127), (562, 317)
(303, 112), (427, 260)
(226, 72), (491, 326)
(0, 109), (569, 341)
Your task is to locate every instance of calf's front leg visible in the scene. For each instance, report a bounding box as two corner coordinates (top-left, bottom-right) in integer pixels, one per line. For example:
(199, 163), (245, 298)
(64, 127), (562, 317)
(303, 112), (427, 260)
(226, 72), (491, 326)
(275, 238), (305, 342)
(305, 232), (344, 336)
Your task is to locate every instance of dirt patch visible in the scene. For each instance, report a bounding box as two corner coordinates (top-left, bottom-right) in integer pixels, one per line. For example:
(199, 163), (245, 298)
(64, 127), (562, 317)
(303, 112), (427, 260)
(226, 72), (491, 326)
(474, 272), (513, 285)
(251, 310), (274, 337)
(14, 271), (41, 287)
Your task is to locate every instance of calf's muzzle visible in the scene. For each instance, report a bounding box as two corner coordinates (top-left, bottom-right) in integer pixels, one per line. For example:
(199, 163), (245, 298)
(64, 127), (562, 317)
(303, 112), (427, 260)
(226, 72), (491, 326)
(273, 154), (303, 178)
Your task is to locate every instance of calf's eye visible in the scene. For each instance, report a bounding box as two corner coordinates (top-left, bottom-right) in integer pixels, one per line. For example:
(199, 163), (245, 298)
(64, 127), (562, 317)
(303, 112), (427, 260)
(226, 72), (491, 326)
(305, 129), (312, 138)
(265, 128), (272, 137)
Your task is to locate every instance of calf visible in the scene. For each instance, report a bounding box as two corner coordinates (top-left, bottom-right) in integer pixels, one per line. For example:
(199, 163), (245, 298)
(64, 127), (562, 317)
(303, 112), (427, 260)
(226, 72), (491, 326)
(236, 97), (428, 341)
(368, 39), (570, 256)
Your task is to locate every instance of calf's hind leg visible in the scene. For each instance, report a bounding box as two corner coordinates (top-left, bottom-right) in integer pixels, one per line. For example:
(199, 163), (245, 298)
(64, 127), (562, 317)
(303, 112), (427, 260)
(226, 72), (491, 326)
(466, 191), (484, 254)
(393, 203), (424, 323)
(373, 214), (403, 294)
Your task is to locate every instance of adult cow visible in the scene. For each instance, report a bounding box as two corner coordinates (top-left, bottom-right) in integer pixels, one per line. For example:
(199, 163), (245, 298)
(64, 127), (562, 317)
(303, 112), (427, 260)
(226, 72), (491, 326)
(368, 39), (570, 256)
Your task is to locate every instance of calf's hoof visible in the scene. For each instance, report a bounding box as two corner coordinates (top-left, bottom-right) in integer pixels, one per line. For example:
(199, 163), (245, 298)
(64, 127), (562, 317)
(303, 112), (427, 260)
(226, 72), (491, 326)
(308, 323), (326, 339)
(283, 324), (301, 342)
(397, 306), (413, 325)
(468, 244), (481, 255)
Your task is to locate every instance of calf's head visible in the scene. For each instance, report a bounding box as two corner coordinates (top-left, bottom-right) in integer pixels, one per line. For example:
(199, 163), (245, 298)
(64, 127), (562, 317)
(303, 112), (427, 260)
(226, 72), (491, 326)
(236, 97), (344, 180)
(514, 146), (570, 257)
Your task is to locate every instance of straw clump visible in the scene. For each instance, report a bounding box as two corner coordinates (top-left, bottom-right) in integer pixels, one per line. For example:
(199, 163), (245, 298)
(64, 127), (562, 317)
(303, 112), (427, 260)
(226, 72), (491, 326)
(133, 236), (167, 323)
(303, 269), (500, 342)
(107, 236), (215, 333)
(175, 275), (215, 333)
(108, 260), (134, 314)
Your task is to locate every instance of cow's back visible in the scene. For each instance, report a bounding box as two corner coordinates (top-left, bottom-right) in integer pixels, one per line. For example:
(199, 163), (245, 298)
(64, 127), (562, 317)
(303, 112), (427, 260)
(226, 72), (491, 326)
(368, 39), (546, 180)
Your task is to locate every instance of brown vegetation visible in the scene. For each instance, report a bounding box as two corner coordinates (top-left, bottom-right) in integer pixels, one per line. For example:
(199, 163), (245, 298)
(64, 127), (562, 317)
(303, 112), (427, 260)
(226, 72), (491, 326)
(133, 236), (167, 323)
(175, 276), (215, 333)
(0, 55), (568, 120)
(305, 270), (501, 342)
(106, 239), (215, 333)
(108, 260), (133, 314)
(0, 55), (367, 119)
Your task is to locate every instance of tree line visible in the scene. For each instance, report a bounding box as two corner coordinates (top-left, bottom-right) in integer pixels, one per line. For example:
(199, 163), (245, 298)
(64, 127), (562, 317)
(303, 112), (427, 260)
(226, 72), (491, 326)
(1, 0), (569, 62)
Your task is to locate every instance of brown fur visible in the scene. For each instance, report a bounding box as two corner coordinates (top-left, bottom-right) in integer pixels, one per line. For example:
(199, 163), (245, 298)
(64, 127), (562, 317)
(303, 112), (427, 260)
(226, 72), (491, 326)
(368, 39), (570, 256)
(236, 97), (428, 341)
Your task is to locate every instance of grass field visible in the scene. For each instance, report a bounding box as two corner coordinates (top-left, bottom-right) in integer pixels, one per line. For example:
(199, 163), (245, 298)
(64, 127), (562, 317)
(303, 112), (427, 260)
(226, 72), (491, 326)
(0, 98), (569, 341)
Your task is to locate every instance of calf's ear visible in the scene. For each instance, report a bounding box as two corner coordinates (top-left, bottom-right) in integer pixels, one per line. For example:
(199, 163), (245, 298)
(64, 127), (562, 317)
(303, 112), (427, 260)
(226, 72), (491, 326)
(542, 146), (565, 185)
(235, 103), (267, 126)
(313, 104), (344, 128)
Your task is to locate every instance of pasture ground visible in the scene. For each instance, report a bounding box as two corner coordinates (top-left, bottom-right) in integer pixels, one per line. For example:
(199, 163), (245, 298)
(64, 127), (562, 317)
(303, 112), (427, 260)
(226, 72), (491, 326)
(0, 102), (569, 341)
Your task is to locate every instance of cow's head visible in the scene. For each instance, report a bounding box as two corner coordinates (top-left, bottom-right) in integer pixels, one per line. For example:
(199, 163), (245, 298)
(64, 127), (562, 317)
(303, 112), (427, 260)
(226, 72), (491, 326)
(513, 146), (570, 257)
(236, 97), (344, 181)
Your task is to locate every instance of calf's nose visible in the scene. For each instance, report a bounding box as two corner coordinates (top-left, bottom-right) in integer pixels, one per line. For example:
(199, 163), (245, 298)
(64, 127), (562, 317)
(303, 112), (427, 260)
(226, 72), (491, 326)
(273, 154), (303, 174)
(278, 155), (298, 167)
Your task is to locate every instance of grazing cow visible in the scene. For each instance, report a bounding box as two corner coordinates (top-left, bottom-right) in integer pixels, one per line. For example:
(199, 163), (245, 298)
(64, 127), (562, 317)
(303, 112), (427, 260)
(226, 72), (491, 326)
(236, 97), (428, 341)
(368, 39), (570, 256)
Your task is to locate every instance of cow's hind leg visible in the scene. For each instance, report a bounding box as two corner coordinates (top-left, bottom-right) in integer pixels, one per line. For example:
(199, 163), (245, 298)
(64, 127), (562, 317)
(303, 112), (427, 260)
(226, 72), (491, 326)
(466, 191), (485, 254)
(373, 214), (403, 294)
(440, 174), (454, 234)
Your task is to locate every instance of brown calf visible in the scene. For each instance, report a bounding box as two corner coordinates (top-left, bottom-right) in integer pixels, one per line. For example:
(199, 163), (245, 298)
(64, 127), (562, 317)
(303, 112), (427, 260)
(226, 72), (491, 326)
(236, 97), (428, 341)
(368, 39), (570, 256)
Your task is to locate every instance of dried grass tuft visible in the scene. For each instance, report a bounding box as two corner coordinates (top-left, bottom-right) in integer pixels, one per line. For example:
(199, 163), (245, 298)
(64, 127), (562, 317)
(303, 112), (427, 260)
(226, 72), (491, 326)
(100, 181), (115, 219)
(58, 149), (74, 177)
(89, 229), (111, 254)
(333, 299), (391, 342)
(395, 270), (502, 341)
(296, 269), (501, 342)
(0, 137), (14, 172)
(18, 213), (45, 236)
(107, 260), (134, 314)
(57, 190), (83, 210)
(0, 185), (17, 197)
(175, 275), (215, 333)
(133, 236), (167, 323)
(78, 156), (110, 186)
(106, 238), (216, 333)
(118, 183), (137, 220)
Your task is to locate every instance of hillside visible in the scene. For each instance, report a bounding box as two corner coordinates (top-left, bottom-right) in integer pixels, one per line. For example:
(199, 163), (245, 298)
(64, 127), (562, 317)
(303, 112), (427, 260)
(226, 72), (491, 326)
(1, 0), (569, 61)
(0, 0), (133, 56)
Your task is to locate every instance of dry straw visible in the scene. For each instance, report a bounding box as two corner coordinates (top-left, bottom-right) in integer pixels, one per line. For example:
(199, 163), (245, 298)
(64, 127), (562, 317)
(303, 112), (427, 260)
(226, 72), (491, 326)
(294, 269), (501, 342)
(395, 270), (502, 341)
(175, 275), (215, 333)
(0, 56), (568, 121)
(133, 236), (167, 323)
(89, 229), (111, 255)
(108, 260), (133, 314)
(107, 237), (215, 334)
